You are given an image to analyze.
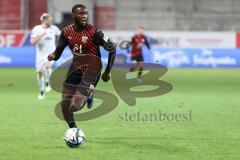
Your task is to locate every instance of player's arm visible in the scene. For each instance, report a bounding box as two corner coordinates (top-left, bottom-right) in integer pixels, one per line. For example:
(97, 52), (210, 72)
(126, 37), (133, 54)
(54, 25), (61, 46)
(48, 31), (67, 61)
(30, 31), (46, 45)
(93, 29), (116, 82)
(144, 36), (151, 50)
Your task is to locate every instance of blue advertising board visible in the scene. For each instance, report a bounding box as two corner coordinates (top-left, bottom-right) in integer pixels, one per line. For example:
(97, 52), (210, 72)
(0, 46), (240, 68)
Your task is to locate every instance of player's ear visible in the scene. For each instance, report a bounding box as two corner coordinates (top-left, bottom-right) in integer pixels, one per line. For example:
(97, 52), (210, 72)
(72, 10), (76, 18)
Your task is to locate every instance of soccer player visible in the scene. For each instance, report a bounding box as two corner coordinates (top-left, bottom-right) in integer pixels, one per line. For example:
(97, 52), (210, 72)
(127, 26), (151, 81)
(48, 4), (116, 128)
(31, 13), (61, 99)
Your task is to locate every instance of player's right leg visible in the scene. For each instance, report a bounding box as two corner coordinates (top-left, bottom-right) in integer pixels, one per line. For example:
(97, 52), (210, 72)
(36, 71), (45, 99)
(61, 69), (93, 128)
(36, 57), (46, 99)
(127, 58), (138, 79)
(129, 59), (138, 72)
(136, 54), (144, 82)
(137, 61), (144, 82)
(137, 61), (144, 78)
(61, 83), (92, 128)
(44, 61), (53, 92)
(61, 85), (78, 128)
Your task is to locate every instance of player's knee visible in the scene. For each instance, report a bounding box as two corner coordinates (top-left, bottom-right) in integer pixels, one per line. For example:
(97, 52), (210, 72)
(61, 99), (72, 112)
(138, 62), (144, 67)
(44, 61), (51, 68)
(129, 67), (135, 72)
(70, 95), (87, 112)
(62, 94), (73, 100)
(38, 72), (44, 77)
(62, 85), (76, 99)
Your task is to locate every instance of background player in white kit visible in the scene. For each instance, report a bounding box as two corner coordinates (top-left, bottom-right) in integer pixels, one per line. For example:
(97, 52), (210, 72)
(30, 13), (61, 100)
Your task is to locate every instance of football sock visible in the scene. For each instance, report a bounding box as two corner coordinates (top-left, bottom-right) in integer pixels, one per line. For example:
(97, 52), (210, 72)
(45, 68), (52, 85)
(37, 75), (45, 92)
(40, 90), (44, 96)
(69, 121), (77, 128)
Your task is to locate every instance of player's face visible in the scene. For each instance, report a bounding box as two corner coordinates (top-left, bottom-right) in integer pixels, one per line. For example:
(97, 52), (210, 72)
(73, 7), (88, 26)
(43, 17), (52, 27)
(137, 28), (144, 35)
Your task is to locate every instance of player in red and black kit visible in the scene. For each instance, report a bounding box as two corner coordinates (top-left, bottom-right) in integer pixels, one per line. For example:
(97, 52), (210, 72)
(48, 4), (116, 128)
(127, 26), (151, 81)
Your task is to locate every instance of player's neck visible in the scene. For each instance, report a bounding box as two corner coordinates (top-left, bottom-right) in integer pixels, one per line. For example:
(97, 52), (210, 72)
(74, 23), (87, 32)
(42, 23), (50, 29)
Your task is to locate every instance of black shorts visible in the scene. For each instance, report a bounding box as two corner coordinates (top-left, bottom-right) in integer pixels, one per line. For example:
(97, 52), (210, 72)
(131, 54), (144, 62)
(64, 69), (101, 96)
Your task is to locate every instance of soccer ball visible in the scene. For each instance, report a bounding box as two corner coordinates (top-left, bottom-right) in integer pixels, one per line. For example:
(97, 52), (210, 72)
(64, 128), (85, 148)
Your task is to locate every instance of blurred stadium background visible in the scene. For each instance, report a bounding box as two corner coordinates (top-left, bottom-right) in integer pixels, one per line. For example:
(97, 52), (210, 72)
(1, 0), (240, 67)
(0, 0), (240, 160)
(3, 0), (240, 31)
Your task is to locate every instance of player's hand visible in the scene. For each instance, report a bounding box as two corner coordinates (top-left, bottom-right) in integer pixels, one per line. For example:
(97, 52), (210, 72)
(101, 71), (110, 82)
(40, 32), (46, 38)
(48, 53), (55, 61)
(36, 32), (46, 40)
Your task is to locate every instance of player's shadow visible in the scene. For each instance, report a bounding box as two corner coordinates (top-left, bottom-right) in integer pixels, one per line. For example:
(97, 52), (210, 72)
(88, 136), (187, 153)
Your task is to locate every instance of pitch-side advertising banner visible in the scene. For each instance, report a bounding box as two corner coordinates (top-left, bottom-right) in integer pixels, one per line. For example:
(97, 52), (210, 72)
(0, 31), (237, 48)
(105, 31), (236, 48)
(1, 46), (239, 68)
(0, 31), (239, 68)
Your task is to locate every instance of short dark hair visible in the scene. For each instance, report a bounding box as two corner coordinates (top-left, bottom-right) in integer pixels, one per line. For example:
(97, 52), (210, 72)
(72, 4), (86, 13)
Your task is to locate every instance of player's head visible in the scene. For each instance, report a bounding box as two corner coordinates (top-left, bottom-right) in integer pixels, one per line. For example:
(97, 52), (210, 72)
(137, 26), (145, 35)
(72, 4), (88, 26)
(40, 13), (52, 27)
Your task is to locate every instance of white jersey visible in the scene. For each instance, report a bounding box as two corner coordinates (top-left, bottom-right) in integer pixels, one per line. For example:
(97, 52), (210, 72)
(31, 24), (61, 72)
(31, 24), (61, 56)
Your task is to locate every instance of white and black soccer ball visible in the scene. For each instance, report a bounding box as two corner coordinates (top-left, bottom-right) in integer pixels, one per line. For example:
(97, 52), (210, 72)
(64, 128), (85, 148)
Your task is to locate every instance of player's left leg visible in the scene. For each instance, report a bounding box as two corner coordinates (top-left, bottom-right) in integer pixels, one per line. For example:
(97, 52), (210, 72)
(79, 72), (100, 109)
(86, 74), (101, 109)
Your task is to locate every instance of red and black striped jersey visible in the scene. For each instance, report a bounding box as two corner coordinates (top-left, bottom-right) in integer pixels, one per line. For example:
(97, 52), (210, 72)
(53, 23), (115, 73)
(63, 24), (101, 73)
(131, 34), (150, 58)
(63, 24), (99, 57)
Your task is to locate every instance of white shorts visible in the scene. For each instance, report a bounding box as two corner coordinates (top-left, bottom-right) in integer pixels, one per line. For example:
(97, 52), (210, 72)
(35, 55), (53, 72)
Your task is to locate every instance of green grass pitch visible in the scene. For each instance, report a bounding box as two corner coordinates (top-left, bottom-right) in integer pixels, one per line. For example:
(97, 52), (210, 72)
(0, 68), (239, 160)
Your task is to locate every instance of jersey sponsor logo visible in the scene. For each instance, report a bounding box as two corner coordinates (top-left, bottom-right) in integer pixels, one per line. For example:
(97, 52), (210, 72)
(82, 36), (88, 43)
